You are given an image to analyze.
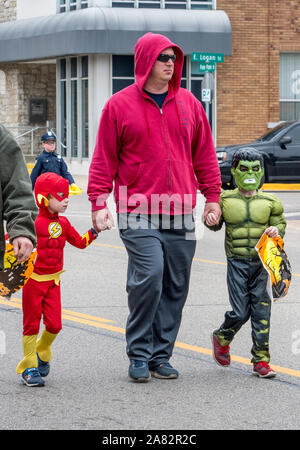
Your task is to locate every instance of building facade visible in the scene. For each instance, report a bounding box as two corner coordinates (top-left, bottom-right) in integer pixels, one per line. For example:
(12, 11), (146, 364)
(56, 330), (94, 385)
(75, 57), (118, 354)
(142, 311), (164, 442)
(0, 0), (299, 174)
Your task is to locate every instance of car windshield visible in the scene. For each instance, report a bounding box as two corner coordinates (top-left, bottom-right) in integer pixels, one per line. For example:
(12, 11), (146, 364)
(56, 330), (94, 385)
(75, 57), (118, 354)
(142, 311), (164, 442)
(257, 122), (293, 142)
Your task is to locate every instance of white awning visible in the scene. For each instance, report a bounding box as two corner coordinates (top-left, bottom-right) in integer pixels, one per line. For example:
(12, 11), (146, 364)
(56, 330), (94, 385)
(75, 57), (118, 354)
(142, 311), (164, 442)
(0, 6), (232, 62)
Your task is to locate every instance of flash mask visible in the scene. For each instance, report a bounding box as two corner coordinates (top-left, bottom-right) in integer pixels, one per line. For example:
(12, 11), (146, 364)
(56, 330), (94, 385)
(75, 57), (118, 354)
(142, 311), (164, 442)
(34, 173), (69, 207)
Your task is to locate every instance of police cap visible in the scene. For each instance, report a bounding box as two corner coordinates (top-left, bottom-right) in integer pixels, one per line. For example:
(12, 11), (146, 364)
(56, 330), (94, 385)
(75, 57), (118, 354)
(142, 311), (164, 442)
(41, 131), (56, 142)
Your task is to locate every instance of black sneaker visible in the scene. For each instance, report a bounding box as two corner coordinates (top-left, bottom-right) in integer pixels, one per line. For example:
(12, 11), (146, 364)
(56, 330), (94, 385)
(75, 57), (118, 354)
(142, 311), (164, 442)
(128, 360), (151, 382)
(37, 353), (50, 377)
(21, 368), (45, 387)
(150, 362), (179, 379)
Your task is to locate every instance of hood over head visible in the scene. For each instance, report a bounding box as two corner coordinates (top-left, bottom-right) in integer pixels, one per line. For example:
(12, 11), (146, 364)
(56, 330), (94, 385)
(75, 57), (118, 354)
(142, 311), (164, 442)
(34, 172), (69, 209)
(134, 32), (184, 95)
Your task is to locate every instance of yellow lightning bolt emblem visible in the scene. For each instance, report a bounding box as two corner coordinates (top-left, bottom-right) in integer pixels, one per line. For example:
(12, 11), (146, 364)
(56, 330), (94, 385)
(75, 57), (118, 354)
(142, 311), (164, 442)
(48, 222), (62, 239)
(81, 231), (90, 247)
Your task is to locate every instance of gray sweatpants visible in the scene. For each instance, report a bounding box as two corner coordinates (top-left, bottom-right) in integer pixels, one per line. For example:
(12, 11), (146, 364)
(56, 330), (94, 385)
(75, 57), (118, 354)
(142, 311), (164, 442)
(119, 214), (196, 366)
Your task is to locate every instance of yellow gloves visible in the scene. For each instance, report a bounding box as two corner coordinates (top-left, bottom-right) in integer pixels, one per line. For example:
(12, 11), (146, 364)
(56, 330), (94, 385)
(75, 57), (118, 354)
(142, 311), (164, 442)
(69, 183), (82, 196)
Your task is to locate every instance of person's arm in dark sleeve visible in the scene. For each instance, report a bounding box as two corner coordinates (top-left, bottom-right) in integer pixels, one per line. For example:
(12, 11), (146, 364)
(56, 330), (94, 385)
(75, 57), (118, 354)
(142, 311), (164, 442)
(30, 156), (43, 189)
(0, 126), (37, 247)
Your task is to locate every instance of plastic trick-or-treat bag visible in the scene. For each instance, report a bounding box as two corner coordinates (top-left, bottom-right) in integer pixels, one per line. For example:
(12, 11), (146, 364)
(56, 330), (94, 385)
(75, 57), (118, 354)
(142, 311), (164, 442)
(255, 232), (292, 301)
(0, 235), (36, 299)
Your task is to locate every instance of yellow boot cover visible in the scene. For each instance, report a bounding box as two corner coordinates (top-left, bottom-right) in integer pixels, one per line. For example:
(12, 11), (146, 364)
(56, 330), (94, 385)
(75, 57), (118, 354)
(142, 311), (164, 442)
(16, 335), (38, 374)
(36, 330), (58, 363)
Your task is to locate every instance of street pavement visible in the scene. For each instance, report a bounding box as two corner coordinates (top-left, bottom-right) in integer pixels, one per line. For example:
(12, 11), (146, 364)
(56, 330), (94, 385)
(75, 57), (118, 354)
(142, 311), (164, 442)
(0, 184), (300, 431)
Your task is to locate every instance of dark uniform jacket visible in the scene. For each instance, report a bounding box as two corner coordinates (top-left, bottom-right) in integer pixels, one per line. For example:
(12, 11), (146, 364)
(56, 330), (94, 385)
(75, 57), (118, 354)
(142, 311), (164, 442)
(30, 150), (74, 188)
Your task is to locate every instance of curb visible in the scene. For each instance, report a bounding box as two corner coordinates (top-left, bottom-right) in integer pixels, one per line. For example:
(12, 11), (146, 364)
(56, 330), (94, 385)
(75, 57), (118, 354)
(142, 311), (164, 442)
(261, 183), (300, 191)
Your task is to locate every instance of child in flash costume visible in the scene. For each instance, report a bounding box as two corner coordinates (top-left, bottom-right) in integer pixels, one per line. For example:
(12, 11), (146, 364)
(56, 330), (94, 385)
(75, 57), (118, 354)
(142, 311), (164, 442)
(206, 148), (286, 378)
(16, 173), (98, 386)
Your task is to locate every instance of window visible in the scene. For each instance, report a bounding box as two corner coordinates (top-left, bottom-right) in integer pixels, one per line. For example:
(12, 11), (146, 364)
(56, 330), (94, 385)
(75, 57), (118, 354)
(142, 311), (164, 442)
(190, 0), (214, 10)
(280, 53), (300, 121)
(57, 0), (89, 13)
(112, 55), (135, 94)
(138, 0), (160, 8)
(81, 56), (89, 158)
(70, 58), (78, 157)
(70, 0), (77, 10)
(283, 125), (300, 144)
(181, 57), (187, 88)
(111, 0), (214, 9)
(59, 0), (66, 13)
(165, 0), (187, 10)
(58, 56), (89, 159)
(60, 59), (67, 156)
(190, 60), (212, 129)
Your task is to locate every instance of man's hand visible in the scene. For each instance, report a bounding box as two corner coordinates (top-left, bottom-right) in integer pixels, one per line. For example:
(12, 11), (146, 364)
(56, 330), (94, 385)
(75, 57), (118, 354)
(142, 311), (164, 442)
(12, 237), (34, 263)
(265, 226), (279, 238)
(92, 208), (115, 232)
(203, 202), (222, 226)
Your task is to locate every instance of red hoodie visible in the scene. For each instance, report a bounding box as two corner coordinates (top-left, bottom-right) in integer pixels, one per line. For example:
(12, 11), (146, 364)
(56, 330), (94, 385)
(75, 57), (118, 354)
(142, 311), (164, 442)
(88, 32), (221, 215)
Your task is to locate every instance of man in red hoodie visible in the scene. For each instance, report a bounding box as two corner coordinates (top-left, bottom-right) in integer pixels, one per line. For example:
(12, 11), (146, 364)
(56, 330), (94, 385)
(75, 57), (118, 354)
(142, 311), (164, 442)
(88, 32), (221, 382)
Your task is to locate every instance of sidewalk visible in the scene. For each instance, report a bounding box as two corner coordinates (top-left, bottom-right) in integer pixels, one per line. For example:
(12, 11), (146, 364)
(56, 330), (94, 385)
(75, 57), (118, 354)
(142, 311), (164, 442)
(73, 174), (88, 192)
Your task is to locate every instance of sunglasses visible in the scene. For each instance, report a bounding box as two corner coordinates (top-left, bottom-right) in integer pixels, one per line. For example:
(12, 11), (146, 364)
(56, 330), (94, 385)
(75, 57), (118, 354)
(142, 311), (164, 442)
(157, 53), (176, 63)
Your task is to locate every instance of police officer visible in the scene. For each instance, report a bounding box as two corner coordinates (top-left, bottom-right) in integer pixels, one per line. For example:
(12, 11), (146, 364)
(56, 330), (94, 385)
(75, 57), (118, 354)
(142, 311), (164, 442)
(30, 131), (81, 194)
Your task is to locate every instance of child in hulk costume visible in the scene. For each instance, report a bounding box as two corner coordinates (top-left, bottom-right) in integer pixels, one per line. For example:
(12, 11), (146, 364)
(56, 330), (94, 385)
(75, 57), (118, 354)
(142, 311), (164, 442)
(205, 147), (286, 378)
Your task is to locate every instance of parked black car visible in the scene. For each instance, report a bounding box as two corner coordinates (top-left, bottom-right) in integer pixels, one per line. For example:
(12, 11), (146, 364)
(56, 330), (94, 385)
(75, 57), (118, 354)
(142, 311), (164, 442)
(216, 121), (300, 188)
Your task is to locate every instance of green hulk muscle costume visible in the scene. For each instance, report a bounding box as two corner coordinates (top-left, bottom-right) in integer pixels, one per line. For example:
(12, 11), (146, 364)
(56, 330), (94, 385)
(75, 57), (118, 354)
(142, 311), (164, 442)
(207, 148), (286, 363)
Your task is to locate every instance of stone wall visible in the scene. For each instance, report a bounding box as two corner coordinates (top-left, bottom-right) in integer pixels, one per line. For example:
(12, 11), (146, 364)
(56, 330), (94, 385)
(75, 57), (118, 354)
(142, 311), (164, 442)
(0, 62), (56, 155)
(0, 2), (56, 157)
(0, 0), (17, 23)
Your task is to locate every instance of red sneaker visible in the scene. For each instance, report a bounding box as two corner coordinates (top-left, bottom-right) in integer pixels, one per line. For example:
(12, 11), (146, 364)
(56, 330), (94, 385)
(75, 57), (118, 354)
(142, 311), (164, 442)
(211, 331), (231, 367)
(252, 361), (276, 378)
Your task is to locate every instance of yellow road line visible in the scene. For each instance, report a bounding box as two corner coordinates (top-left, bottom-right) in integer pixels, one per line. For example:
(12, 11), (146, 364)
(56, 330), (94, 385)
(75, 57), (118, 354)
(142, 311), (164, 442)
(0, 297), (116, 324)
(62, 309), (116, 324)
(61, 313), (125, 334)
(0, 298), (23, 309)
(1, 296), (300, 379)
(194, 257), (226, 265)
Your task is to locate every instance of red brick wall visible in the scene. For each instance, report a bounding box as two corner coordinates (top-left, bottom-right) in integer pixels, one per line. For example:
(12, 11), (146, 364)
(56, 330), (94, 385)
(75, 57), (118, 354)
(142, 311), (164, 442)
(217, 0), (300, 146)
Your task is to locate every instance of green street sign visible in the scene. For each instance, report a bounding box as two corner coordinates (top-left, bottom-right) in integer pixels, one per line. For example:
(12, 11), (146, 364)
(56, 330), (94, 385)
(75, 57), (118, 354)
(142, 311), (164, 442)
(199, 63), (216, 72)
(191, 52), (224, 63)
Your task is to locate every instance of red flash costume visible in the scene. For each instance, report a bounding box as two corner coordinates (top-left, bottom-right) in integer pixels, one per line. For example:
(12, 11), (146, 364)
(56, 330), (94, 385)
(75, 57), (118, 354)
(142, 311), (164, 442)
(16, 173), (98, 375)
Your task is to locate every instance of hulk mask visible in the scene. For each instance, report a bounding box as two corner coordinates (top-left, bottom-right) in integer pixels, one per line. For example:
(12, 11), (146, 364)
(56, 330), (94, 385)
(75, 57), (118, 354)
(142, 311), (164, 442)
(231, 159), (264, 191)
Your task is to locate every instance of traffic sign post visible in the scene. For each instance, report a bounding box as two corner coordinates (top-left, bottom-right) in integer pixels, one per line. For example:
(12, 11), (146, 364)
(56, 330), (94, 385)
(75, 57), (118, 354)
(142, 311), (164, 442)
(191, 52), (225, 129)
